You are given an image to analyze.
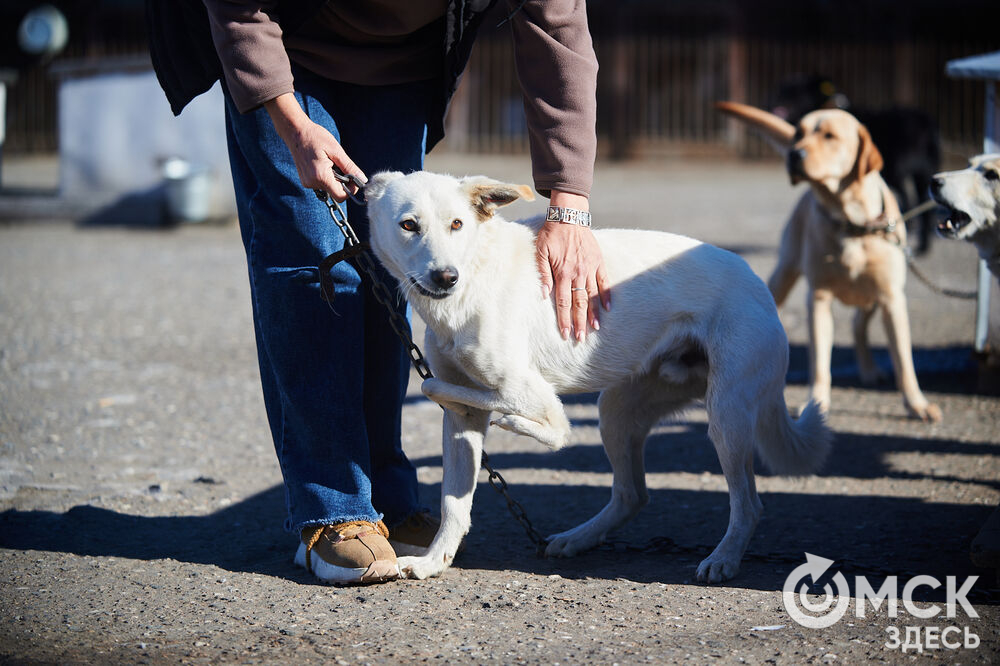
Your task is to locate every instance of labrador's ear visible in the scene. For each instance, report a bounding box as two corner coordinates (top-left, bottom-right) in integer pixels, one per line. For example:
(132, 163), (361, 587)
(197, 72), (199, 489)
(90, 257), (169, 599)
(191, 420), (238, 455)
(461, 177), (535, 220)
(364, 171), (405, 202)
(856, 125), (883, 179)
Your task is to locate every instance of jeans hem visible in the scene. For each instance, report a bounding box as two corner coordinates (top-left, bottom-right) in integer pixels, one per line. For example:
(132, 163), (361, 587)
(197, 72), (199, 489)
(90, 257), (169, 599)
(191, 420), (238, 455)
(293, 513), (385, 536)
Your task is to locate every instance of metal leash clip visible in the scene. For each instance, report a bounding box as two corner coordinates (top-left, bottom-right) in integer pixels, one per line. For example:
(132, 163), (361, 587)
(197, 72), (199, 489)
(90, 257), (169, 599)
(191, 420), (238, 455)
(312, 166), (367, 208)
(333, 167), (367, 205)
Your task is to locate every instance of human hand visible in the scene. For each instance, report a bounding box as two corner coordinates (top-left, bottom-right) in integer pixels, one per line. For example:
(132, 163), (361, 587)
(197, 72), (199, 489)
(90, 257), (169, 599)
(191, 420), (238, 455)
(264, 93), (366, 201)
(535, 192), (610, 341)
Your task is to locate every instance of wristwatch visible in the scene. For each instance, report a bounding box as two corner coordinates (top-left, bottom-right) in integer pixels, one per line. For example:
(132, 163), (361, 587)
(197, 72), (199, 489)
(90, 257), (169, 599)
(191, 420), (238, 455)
(546, 206), (592, 227)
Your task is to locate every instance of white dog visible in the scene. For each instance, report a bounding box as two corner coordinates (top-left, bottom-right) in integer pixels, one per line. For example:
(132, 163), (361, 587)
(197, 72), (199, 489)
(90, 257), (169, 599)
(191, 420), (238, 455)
(930, 153), (1000, 279)
(365, 171), (832, 583)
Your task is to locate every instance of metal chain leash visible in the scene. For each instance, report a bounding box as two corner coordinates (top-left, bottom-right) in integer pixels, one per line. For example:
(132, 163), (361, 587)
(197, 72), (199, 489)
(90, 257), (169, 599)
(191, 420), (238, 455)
(897, 199), (978, 300)
(314, 185), (433, 381)
(904, 248), (979, 300)
(314, 176), (549, 551)
(480, 450), (549, 552)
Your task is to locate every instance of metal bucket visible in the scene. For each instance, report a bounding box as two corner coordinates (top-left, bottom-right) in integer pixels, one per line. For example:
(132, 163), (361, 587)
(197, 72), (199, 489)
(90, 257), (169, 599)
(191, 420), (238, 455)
(162, 157), (211, 223)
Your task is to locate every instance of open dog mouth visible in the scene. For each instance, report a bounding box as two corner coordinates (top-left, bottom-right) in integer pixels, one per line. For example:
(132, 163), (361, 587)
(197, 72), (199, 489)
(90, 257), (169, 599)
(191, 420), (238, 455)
(409, 277), (451, 300)
(936, 207), (972, 236)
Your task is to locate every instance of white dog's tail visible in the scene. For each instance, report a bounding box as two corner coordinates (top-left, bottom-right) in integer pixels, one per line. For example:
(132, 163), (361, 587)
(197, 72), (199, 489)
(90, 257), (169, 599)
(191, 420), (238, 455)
(755, 399), (832, 476)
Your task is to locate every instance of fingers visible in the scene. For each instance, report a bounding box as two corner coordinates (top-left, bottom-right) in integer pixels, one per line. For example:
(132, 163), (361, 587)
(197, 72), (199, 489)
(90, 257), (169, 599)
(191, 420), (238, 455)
(572, 280), (590, 341)
(536, 241), (554, 302)
(554, 271), (574, 341)
(293, 123), (366, 202)
(585, 271), (600, 332)
(596, 261), (611, 312)
(537, 223), (609, 342)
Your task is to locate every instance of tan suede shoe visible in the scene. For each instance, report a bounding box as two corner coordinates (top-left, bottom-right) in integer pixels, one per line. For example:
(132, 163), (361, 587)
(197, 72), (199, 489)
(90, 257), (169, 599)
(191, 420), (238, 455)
(294, 521), (400, 585)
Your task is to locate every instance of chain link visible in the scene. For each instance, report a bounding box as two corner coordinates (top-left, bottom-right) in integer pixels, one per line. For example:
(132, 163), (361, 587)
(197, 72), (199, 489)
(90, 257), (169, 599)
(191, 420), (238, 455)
(315, 189), (434, 380)
(893, 199), (978, 300)
(316, 186), (544, 548)
(481, 450), (550, 552)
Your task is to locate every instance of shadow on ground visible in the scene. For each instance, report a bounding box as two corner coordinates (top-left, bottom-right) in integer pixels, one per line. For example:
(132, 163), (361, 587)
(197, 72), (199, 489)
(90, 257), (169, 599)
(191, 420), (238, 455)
(786, 343), (984, 395)
(3, 420), (996, 600)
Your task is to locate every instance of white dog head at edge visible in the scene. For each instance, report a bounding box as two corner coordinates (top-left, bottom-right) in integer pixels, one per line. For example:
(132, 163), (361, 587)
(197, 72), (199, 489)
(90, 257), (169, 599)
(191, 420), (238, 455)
(931, 153), (1000, 241)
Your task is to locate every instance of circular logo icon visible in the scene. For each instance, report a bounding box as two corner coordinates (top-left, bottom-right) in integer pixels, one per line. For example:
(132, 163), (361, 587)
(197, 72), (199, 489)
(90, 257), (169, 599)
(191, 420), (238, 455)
(782, 553), (851, 629)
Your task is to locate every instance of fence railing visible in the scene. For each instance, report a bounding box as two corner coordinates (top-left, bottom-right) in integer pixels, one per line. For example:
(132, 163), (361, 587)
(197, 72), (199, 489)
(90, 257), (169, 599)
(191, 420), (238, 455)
(4, 6), (997, 166)
(442, 30), (996, 164)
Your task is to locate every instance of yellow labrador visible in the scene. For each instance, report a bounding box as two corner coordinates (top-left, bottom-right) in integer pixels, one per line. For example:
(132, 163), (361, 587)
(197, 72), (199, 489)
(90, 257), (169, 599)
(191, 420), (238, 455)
(717, 102), (942, 423)
(931, 154), (1000, 279)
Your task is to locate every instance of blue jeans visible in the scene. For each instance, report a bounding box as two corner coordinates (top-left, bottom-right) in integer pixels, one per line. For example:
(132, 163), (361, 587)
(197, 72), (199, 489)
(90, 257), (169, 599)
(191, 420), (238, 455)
(223, 68), (431, 533)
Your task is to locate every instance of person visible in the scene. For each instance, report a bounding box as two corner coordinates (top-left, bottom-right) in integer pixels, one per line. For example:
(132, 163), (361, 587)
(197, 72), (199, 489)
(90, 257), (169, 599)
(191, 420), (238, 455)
(146, 0), (608, 585)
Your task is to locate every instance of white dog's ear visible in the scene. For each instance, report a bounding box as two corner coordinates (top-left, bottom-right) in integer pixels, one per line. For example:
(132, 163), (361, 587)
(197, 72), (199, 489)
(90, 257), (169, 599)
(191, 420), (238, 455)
(365, 171), (405, 202)
(461, 178), (535, 220)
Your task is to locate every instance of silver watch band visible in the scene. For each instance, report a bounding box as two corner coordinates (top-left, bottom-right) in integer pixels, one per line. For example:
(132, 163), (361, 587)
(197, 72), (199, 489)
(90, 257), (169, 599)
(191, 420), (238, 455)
(545, 206), (592, 227)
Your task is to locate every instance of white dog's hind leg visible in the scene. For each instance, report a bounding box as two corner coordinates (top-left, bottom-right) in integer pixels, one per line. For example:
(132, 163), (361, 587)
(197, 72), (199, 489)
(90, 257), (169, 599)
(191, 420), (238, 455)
(696, 403), (762, 584)
(853, 304), (887, 386)
(545, 381), (682, 558)
(398, 407), (490, 580)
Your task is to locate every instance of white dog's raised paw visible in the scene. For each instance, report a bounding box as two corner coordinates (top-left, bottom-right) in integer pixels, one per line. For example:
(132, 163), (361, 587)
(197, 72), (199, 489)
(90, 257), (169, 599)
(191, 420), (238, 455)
(490, 414), (569, 450)
(696, 554), (740, 583)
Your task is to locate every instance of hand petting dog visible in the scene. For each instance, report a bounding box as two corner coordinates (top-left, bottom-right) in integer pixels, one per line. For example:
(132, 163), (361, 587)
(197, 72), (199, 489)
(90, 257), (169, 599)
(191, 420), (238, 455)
(535, 191), (611, 341)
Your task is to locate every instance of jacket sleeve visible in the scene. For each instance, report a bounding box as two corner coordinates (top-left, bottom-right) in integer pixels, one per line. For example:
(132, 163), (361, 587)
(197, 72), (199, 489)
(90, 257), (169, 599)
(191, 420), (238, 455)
(508, 0), (599, 198)
(202, 0), (296, 113)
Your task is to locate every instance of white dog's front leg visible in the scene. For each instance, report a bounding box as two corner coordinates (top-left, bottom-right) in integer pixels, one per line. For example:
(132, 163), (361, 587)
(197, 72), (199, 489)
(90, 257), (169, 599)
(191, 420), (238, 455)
(398, 407), (490, 580)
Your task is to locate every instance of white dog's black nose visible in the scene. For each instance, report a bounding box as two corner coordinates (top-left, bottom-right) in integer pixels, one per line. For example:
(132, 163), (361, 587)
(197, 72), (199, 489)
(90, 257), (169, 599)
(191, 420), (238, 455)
(430, 267), (459, 290)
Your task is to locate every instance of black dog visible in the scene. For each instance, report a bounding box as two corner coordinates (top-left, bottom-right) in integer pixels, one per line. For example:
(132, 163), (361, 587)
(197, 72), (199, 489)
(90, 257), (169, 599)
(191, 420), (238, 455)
(772, 75), (941, 254)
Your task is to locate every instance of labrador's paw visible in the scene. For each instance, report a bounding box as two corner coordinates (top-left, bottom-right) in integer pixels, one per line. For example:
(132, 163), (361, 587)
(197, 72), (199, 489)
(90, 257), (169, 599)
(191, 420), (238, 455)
(908, 401), (943, 424)
(696, 552), (741, 583)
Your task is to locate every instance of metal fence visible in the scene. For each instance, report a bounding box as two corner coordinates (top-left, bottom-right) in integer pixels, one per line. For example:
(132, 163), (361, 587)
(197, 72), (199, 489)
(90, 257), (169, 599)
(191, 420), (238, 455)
(4, 2), (998, 166)
(443, 29), (998, 164)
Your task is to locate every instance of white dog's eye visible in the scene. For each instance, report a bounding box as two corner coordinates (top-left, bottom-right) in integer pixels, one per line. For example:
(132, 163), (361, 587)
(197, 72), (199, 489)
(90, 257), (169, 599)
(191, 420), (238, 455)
(984, 169), (999, 182)
(451, 219), (463, 231)
(399, 218), (419, 232)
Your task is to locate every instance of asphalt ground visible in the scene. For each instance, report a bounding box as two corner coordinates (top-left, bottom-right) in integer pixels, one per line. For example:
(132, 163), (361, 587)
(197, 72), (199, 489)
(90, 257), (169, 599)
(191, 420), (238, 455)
(1, 153), (998, 664)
